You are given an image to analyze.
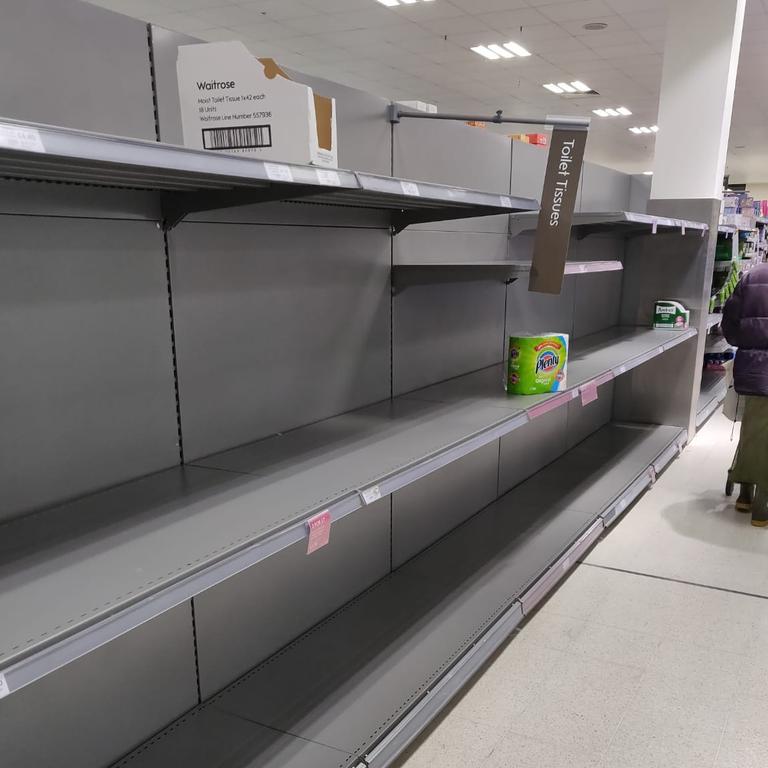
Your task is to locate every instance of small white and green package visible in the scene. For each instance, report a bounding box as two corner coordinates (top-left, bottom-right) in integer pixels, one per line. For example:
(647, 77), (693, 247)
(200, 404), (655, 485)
(653, 300), (690, 330)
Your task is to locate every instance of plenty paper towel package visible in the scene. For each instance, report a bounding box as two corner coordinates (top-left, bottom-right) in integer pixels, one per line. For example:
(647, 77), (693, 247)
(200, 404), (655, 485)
(177, 41), (338, 168)
(653, 300), (690, 330)
(506, 334), (569, 395)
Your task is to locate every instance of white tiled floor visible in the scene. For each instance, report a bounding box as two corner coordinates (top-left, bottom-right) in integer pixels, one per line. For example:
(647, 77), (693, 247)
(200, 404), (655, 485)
(396, 411), (768, 768)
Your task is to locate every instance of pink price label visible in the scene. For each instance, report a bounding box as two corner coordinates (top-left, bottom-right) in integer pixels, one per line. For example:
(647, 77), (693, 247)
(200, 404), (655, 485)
(580, 382), (599, 406)
(306, 510), (331, 555)
(529, 392), (570, 420)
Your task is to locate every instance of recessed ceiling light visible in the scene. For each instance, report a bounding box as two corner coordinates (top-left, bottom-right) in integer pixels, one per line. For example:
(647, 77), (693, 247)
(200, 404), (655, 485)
(471, 45), (500, 60)
(643, 171), (654, 175)
(583, 22), (608, 30)
(639, 127), (652, 133)
(593, 109), (609, 117)
(605, 108), (620, 116)
(399, 0), (418, 3)
(543, 83), (564, 93)
(650, 125), (659, 132)
(504, 41), (532, 57)
(557, 82), (577, 93)
(616, 106), (632, 116)
(571, 81), (591, 93)
(376, 0), (400, 5)
(487, 43), (514, 58)
(630, 127), (642, 134)
(376, 0), (432, 5)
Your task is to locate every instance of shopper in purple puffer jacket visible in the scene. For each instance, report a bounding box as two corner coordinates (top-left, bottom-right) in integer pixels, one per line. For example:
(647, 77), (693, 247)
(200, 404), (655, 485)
(722, 263), (768, 527)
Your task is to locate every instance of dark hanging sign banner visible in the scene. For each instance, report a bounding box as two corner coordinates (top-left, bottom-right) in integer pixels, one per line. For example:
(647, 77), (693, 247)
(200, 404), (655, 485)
(529, 126), (588, 295)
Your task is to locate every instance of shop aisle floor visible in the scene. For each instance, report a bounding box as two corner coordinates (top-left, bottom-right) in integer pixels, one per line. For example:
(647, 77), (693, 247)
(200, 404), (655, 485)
(395, 410), (768, 768)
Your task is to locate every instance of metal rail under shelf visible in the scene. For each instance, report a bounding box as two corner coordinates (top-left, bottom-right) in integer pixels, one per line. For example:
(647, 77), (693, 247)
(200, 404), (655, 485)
(509, 210), (709, 239)
(696, 369), (728, 427)
(112, 422), (686, 768)
(0, 117), (537, 231)
(0, 326), (696, 698)
(391, 259), (622, 291)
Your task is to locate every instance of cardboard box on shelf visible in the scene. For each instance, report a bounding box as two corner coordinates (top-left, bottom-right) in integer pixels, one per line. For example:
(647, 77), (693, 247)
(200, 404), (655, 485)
(177, 41), (337, 168)
(526, 133), (548, 146)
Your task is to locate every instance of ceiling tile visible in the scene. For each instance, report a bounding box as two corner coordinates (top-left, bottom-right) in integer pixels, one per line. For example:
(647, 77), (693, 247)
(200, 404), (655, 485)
(558, 15), (629, 34)
(450, 0), (529, 11)
(536, 1), (615, 23)
(476, 8), (552, 29)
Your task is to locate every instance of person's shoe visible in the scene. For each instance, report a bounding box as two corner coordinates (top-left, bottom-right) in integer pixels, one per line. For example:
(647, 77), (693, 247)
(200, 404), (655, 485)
(737, 484), (755, 512)
(752, 514), (768, 528)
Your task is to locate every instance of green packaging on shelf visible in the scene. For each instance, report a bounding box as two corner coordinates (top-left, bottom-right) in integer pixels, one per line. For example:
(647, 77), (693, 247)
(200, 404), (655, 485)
(653, 300), (690, 330)
(506, 334), (569, 395)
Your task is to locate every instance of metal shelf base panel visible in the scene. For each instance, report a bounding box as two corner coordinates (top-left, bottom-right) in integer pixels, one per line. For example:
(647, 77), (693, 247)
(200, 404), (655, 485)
(0, 326), (696, 697)
(114, 422), (685, 768)
(696, 369), (728, 427)
(0, 118), (537, 231)
(509, 210), (709, 239)
(391, 260), (623, 290)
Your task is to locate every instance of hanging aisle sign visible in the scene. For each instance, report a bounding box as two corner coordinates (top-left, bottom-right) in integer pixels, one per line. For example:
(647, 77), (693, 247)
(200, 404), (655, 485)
(529, 122), (589, 295)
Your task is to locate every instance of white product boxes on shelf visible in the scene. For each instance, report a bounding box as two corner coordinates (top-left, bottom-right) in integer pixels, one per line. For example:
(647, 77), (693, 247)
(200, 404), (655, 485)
(177, 41), (338, 168)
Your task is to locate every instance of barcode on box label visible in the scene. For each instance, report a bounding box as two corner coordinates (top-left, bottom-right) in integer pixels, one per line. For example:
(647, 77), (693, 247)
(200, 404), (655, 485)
(265, 163), (293, 183)
(316, 169), (341, 186)
(499, 196), (513, 208)
(400, 181), (420, 197)
(361, 485), (382, 505)
(0, 672), (9, 699)
(0, 124), (45, 153)
(306, 510), (331, 555)
(202, 124), (272, 151)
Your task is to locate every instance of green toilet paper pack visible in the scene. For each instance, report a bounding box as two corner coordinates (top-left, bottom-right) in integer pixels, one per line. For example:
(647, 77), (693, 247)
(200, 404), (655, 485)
(653, 300), (690, 330)
(506, 334), (569, 395)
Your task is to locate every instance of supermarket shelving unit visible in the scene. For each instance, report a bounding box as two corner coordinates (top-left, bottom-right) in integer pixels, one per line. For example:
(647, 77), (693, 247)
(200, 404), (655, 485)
(0, 7), (716, 768)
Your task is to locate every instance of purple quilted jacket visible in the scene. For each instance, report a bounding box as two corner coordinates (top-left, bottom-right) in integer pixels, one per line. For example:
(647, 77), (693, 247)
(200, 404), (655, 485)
(722, 263), (768, 396)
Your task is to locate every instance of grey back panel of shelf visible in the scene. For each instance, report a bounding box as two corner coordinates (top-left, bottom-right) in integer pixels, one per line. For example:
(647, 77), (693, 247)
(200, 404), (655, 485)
(0, 216), (179, 521)
(193, 495), (391, 699)
(0, 0), (156, 140)
(169, 223), (392, 460)
(393, 118), (512, 234)
(1, 604), (197, 768)
(114, 422), (683, 768)
(580, 162), (632, 212)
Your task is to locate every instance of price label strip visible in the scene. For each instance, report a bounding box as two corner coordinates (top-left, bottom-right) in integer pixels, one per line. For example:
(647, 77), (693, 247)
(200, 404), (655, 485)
(0, 124), (45, 153)
(400, 181), (420, 197)
(316, 169), (341, 186)
(360, 485), (382, 505)
(0, 672), (9, 700)
(265, 163), (294, 183)
(306, 510), (332, 555)
(580, 381), (599, 407)
(499, 196), (513, 209)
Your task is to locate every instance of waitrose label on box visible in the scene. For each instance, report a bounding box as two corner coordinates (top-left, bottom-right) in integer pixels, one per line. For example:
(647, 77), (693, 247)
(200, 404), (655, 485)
(177, 41), (338, 168)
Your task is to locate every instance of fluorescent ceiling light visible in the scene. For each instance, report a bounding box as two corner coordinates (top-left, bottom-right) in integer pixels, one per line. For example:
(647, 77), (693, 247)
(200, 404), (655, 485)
(651, 125), (659, 132)
(617, 106), (632, 116)
(504, 41), (531, 57)
(399, 0), (418, 3)
(471, 45), (500, 60)
(630, 127), (642, 134)
(488, 43), (514, 58)
(557, 82), (577, 93)
(639, 127), (652, 133)
(571, 81), (591, 93)
(376, 0), (400, 5)
(593, 109), (609, 117)
(643, 171), (654, 175)
(605, 108), (620, 116)
(543, 83), (564, 94)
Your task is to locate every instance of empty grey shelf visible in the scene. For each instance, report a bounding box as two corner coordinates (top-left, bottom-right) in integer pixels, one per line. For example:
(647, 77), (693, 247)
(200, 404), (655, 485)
(0, 326), (696, 698)
(719, 225), (737, 236)
(509, 210), (709, 239)
(391, 259), (622, 290)
(0, 117), (537, 231)
(697, 369), (728, 426)
(707, 313), (722, 331)
(114, 422), (685, 768)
